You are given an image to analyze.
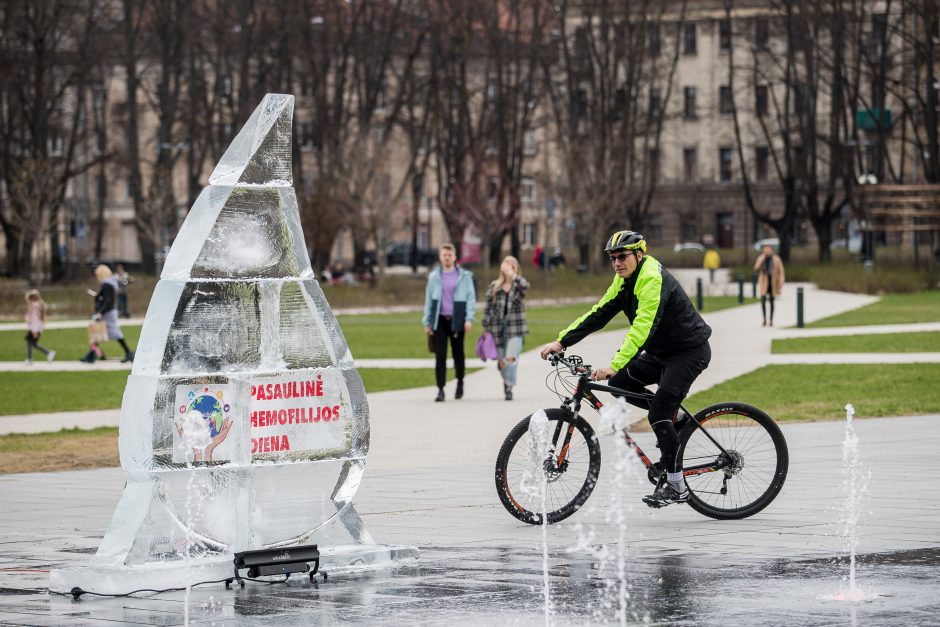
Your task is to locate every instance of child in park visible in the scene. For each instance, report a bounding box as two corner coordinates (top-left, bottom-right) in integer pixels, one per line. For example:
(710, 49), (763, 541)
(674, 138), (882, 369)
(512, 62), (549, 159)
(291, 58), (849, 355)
(24, 289), (56, 364)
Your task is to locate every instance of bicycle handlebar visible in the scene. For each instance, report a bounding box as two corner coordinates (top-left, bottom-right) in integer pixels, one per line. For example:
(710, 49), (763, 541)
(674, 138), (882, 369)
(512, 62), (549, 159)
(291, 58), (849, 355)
(547, 352), (592, 376)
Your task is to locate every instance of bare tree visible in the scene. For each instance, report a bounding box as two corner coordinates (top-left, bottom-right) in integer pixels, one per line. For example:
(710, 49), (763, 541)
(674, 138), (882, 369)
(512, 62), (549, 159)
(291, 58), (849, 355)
(543, 0), (685, 270)
(0, 0), (107, 280)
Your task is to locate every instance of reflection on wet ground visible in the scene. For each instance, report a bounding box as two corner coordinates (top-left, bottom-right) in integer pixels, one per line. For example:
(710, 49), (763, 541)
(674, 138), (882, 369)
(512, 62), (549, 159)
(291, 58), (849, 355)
(2, 546), (938, 626)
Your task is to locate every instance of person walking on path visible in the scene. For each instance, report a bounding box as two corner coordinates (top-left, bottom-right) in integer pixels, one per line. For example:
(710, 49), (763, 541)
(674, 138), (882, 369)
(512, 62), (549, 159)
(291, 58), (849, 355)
(82, 265), (135, 364)
(23, 290), (55, 364)
(423, 244), (476, 402)
(703, 247), (720, 284)
(115, 263), (133, 318)
(754, 244), (785, 326)
(482, 256), (529, 401)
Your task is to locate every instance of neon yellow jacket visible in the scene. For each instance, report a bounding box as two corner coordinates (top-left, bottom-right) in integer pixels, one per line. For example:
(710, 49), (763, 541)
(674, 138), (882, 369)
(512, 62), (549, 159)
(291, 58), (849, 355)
(557, 256), (711, 371)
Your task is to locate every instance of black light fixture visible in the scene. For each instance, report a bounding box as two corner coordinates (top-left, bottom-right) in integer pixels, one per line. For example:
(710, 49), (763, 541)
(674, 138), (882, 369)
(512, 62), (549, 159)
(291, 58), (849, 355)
(228, 544), (320, 587)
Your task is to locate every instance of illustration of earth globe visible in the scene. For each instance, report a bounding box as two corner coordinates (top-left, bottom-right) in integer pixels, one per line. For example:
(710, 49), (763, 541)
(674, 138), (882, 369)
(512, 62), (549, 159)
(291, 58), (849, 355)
(188, 394), (224, 437)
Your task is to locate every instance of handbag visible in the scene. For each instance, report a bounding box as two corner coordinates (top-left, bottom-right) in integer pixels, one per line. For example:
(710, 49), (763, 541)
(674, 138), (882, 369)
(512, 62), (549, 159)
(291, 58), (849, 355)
(88, 320), (108, 344)
(475, 331), (499, 361)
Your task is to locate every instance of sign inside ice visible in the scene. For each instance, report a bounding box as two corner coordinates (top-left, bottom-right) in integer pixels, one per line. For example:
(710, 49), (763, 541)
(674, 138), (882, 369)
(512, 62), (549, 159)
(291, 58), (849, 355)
(249, 371), (349, 457)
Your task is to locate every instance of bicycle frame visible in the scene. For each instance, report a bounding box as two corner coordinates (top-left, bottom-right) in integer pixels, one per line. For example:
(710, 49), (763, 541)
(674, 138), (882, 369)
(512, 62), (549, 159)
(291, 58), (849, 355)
(550, 359), (734, 479)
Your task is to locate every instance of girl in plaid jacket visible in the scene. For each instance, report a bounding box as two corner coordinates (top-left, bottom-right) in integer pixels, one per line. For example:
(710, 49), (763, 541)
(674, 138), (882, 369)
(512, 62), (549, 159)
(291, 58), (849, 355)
(482, 256), (529, 400)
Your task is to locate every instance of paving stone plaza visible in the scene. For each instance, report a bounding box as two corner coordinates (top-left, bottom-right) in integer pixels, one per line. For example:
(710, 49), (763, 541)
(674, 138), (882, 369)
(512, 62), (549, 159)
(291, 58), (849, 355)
(1, 282), (939, 625)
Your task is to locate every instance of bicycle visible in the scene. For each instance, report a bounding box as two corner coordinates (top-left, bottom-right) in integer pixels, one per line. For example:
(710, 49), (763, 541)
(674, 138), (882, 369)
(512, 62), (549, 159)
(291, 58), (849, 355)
(494, 353), (789, 524)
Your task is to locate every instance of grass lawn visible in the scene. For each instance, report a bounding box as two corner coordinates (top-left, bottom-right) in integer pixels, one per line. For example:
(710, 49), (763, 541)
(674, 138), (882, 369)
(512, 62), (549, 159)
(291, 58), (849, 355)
(773, 331), (940, 353)
(0, 426), (120, 473)
(0, 296), (751, 362)
(0, 325), (143, 362)
(685, 363), (940, 422)
(0, 367), (475, 416)
(808, 291), (940, 327)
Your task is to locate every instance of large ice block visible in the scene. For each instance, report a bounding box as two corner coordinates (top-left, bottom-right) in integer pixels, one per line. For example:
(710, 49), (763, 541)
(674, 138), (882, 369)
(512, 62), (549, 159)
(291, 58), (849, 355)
(51, 94), (414, 596)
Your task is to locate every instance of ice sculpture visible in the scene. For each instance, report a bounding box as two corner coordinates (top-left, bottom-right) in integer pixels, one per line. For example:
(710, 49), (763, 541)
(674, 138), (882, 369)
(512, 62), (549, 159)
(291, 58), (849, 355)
(51, 94), (415, 595)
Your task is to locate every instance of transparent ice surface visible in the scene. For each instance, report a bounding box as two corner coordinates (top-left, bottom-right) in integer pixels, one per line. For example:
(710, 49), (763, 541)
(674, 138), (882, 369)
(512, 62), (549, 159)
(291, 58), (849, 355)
(208, 94), (293, 187)
(89, 94), (372, 577)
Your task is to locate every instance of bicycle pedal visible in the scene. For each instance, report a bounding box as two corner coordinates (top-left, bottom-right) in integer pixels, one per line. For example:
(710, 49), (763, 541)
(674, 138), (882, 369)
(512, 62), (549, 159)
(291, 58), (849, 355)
(642, 497), (664, 509)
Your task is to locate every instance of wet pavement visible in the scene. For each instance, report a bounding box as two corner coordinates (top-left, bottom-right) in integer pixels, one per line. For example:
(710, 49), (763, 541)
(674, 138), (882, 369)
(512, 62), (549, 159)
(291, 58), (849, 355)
(2, 544), (938, 625)
(3, 290), (939, 624)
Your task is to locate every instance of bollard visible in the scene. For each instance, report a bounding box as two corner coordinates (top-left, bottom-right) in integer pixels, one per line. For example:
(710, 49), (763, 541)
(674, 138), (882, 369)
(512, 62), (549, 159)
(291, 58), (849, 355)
(696, 277), (704, 311)
(797, 286), (804, 328)
(751, 271), (758, 299)
(737, 273), (744, 304)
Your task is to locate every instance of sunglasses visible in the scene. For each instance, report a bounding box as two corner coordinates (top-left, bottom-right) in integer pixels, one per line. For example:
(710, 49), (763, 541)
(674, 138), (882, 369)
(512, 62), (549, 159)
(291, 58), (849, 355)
(609, 252), (635, 263)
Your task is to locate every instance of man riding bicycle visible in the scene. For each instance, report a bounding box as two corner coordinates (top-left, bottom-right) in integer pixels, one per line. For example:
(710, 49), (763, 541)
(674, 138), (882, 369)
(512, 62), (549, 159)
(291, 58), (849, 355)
(540, 230), (712, 508)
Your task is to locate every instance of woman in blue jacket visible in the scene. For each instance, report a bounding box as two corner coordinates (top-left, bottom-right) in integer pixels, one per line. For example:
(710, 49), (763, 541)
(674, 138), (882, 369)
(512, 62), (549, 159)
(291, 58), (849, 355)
(423, 243), (476, 402)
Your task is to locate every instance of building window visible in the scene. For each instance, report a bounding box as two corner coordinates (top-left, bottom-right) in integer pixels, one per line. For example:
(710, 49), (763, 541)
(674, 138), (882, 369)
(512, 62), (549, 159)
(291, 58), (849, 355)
(683, 22), (697, 54)
(647, 213), (663, 241)
(683, 86), (697, 119)
(523, 129), (537, 156)
(755, 17), (769, 50)
(719, 85), (732, 114)
(574, 88), (588, 118)
(649, 87), (662, 117)
(220, 75), (232, 97)
(794, 83), (807, 116)
(756, 84), (768, 117)
(680, 217), (698, 242)
(719, 19), (732, 53)
(520, 178), (536, 202)
(300, 122), (319, 150)
(756, 146), (769, 181)
(523, 223), (538, 247)
(487, 177), (499, 200)
(47, 131), (63, 157)
(648, 24), (661, 56)
(719, 147), (733, 182)
(683, 147), (697, 181)
(648, 149), (659, 182)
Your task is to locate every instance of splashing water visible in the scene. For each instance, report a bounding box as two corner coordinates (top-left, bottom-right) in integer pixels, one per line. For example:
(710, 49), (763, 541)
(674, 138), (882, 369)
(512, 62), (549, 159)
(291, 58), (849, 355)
(837, 403), (869, 602)
(596, 397), (648, 625)
(523, 410), (553, 625)
(177, 410), (213, 626)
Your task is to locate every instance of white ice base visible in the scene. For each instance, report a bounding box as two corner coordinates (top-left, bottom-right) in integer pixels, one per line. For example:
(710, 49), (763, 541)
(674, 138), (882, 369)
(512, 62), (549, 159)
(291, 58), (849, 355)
(49, 544), (419, 597)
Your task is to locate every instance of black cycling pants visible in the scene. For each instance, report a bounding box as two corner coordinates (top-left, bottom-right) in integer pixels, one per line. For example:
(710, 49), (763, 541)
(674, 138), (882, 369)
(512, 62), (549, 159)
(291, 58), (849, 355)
(608, 342), (711, 473)
(433, 316), (465, 389)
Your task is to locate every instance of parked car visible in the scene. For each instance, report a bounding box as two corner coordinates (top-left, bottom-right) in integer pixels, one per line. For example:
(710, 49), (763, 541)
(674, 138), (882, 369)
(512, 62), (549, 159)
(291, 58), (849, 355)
(385, 242), (436, 267)
(752, 238), (780, 251)
(673, 242), (706, 253)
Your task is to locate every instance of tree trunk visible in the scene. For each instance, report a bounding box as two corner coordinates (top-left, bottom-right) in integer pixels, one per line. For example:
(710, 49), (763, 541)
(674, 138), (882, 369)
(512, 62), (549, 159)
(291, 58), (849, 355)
(17, 237), (33, 282)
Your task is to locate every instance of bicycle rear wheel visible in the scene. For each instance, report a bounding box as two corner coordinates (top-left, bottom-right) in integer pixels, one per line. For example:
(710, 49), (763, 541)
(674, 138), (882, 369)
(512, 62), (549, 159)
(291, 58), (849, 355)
(495, 408), (601, 525)
(679, 402), (788, 520)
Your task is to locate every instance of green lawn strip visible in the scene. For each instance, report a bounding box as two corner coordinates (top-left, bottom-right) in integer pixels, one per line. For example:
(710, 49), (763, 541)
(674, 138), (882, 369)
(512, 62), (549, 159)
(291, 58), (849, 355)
(807, 291), (940, 328)
(0, 325), (143, 362)
(336, 297), (741, 359)
(773, 331), (940, 353)
(685, 363), (940, 422)
(0, 426), (117, 452)
(0, 296), (749, 362)
(0, 368), (477, 416)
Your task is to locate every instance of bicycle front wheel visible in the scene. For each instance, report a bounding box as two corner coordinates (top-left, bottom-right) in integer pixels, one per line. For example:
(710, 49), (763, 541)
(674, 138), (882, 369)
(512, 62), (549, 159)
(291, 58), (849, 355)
(679, 402), (788, 520)
(495, 408), (601, 525)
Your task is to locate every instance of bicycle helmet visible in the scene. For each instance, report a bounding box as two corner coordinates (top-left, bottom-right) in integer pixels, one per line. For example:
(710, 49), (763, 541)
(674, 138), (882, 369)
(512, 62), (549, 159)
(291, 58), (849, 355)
(604, 230), (647, 254)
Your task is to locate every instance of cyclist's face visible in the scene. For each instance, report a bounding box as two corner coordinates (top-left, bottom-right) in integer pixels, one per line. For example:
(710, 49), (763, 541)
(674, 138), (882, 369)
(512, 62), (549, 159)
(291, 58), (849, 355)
(610, 250), (641, 277)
